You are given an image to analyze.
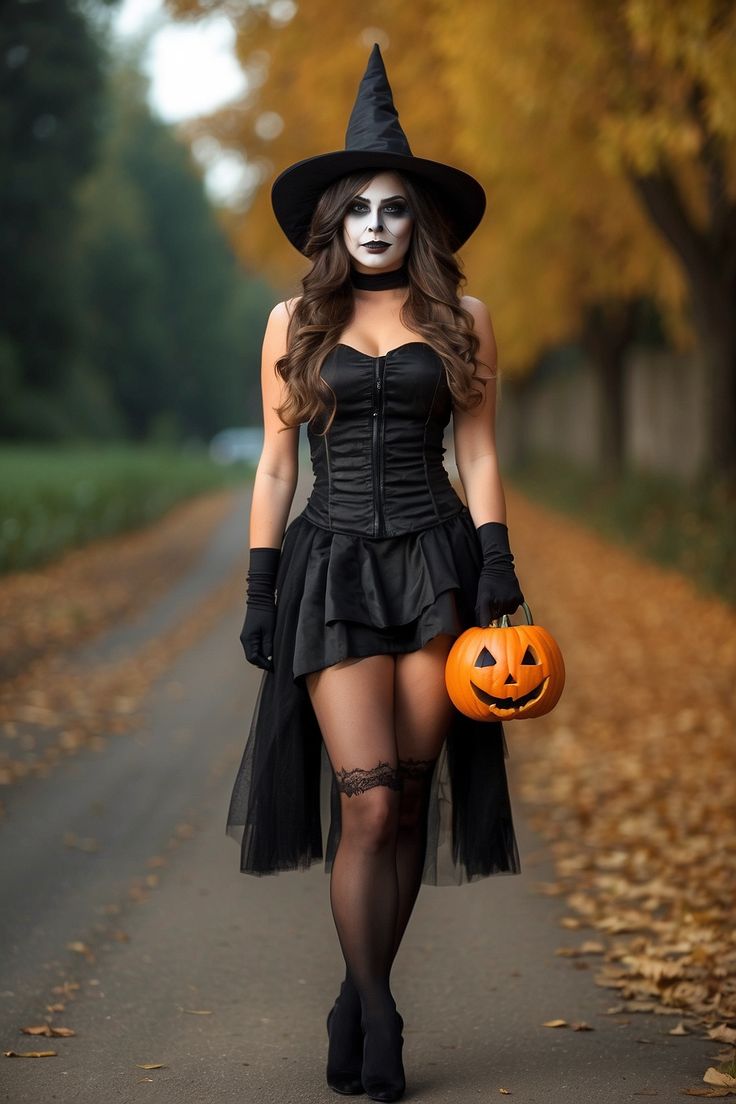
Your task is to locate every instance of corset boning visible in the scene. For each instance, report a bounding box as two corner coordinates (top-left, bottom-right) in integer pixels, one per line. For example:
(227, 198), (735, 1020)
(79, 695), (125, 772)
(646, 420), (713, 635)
(301, 342), (465, 537)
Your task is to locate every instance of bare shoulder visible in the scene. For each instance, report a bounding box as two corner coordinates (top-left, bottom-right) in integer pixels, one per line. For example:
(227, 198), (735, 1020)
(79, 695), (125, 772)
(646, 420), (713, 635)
(283, 294), (302, 316)
(268, 295), (301, 331)
(459, 294), (493, 330)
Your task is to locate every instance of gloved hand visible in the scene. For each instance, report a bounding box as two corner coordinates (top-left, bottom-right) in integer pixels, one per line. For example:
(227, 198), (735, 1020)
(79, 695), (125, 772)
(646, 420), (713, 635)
(240, 546), (281, 670)
(474, 521), (525, 626)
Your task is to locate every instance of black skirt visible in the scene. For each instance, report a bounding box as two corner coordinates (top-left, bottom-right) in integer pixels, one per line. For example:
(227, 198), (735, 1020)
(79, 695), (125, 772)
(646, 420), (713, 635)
(226, 504), (521, 886)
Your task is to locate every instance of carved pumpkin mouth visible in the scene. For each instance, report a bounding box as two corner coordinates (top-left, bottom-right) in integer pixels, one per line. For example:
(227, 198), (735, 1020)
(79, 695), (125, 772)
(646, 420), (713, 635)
(470, 678), (547, 711)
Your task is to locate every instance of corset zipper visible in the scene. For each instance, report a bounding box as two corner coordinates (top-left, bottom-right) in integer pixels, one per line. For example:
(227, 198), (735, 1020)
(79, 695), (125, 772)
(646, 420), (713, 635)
(373, 355), (385, 536)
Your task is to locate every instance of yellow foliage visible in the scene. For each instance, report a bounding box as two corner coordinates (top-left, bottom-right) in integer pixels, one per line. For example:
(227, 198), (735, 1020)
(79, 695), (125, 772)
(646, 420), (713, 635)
(164, 0), (734, 376)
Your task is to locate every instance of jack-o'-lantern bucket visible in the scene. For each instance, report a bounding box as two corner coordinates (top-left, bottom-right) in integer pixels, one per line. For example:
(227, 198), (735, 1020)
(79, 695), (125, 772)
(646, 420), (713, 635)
(445, 601), (565, 722)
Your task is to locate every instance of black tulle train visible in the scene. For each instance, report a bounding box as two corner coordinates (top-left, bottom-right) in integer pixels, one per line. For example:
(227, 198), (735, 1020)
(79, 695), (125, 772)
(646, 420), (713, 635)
(226, 504), (521, 886)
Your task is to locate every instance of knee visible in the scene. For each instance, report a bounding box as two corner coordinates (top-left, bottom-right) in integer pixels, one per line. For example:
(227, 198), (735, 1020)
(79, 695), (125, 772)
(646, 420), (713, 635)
(340, 788), (399, 852)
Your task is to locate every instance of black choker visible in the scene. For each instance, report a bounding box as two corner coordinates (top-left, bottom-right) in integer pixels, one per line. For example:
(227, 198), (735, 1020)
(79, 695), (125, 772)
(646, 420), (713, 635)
(350, 261), (409, 290)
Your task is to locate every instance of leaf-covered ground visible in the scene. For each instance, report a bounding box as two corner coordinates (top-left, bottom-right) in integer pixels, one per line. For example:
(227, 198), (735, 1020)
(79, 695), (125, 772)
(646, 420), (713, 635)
(506, 487), (736, 1090)
(0, 487), (242, 800)
(1, 482), (734, 1092)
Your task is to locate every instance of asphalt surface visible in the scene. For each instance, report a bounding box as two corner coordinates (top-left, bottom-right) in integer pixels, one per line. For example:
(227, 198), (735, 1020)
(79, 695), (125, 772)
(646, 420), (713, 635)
(0, 470), (717, 1103)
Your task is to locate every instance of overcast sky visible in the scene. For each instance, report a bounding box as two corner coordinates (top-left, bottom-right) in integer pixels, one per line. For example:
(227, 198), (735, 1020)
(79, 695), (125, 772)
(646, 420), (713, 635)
(112, 0), (255, 205)
(113, 0), (248, 121)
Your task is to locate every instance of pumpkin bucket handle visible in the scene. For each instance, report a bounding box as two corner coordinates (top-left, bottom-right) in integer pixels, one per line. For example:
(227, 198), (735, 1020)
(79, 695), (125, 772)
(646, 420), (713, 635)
(491, 599), (534, 629)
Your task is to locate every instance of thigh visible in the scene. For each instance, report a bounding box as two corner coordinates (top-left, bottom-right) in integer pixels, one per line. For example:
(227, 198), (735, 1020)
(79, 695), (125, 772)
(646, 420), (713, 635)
(305, 654), (398, 779)
(394, 634), (455, 765)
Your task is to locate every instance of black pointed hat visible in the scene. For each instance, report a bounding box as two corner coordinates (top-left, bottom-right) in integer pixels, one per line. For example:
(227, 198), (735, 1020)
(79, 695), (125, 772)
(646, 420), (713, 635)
(271, 43), (486, 256)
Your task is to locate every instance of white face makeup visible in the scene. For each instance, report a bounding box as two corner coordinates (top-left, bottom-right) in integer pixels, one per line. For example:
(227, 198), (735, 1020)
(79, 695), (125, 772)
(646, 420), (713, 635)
(342, 171), (414, 273)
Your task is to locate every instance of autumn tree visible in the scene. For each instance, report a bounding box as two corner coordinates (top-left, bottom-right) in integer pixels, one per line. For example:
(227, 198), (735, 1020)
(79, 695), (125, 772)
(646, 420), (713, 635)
(166, 0), (736, 476)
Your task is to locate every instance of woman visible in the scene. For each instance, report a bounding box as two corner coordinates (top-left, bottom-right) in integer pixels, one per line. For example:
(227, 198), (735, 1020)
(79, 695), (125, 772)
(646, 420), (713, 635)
(228, 44), (524, 1103)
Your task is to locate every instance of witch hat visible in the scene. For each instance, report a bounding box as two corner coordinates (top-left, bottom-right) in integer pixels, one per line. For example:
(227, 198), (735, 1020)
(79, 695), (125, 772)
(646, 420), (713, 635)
(271, 42), (486, 256)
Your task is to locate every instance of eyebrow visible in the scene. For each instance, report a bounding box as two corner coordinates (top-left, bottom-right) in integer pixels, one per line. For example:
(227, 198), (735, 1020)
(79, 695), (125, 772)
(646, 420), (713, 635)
(353, 194), (407, 203)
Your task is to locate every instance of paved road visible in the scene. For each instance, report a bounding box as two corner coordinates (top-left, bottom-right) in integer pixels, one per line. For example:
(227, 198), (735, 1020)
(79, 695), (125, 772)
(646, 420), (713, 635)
(0, 474), (715, 1103)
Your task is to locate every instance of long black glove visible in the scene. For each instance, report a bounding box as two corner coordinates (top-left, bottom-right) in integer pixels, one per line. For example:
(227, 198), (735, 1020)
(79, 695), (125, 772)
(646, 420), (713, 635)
(474, 521), (525, 626)
(240, 546), (280, 671)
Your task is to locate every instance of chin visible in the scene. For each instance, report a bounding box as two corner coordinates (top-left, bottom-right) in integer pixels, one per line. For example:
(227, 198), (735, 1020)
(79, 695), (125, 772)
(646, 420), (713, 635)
(355, 252), (403, 268)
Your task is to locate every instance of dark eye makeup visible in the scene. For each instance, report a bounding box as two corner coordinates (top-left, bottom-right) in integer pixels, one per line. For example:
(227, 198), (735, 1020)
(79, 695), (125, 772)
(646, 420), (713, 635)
(348, 200), (409, 215)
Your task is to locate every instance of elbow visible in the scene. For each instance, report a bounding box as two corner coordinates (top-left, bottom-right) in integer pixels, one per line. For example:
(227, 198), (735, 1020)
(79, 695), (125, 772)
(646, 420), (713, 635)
(456, 450), (499, 485)
(257, 457), (298, 491)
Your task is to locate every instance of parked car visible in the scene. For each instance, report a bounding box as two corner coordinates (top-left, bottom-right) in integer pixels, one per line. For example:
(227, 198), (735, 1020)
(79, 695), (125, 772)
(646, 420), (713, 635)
(209, 427), (264, 465)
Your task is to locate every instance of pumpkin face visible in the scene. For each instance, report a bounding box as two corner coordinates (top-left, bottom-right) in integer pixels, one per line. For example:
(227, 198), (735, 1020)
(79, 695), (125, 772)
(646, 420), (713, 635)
(445, 614), (565, 722)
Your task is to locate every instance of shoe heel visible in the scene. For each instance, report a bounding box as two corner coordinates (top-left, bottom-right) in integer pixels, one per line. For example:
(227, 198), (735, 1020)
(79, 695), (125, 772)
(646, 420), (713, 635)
(326, 998), (365, 1096)
(360, 1009), (405, 1103)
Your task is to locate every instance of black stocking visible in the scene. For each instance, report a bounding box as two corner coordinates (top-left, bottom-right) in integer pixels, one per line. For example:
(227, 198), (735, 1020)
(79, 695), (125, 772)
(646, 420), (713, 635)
(306, 650), (447, 1033)
(333, 755), (437, 1023)
(393, 755), (437, 955)
(305, 655), (403, 1027)
(330, 761), (403, 1022)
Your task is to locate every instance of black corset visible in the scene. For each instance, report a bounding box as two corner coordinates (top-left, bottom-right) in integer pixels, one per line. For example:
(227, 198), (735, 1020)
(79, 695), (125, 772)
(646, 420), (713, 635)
(302, 341), (465, 537)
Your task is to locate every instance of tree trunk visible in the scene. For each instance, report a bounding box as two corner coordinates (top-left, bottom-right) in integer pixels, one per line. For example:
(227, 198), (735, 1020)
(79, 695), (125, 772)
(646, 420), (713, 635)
(580, 299), (638, 479)
(685, 272), (736, 481)
(629, 164), (736, 480)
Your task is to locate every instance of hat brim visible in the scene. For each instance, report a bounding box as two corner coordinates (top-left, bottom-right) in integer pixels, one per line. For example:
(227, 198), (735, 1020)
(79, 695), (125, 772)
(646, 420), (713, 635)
(271, 149), (486, 256)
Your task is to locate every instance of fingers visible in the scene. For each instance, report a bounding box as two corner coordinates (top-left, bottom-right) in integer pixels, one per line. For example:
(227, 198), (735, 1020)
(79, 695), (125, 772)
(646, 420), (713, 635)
(475, 585), (525, 625)
(240, 628), (274, 671)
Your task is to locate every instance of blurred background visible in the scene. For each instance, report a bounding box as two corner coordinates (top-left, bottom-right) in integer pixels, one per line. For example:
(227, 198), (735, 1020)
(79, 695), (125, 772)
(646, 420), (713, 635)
(1, 8), (735, 1092)
(1, 0), (734, 590)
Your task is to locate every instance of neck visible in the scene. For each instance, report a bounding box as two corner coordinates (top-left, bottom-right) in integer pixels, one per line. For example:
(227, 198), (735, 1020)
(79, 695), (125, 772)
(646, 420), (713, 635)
(349, 260), (409, 291)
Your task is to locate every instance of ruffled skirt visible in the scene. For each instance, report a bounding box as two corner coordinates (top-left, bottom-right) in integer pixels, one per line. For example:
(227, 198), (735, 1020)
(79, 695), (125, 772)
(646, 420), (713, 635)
(226, 504), (521, 886)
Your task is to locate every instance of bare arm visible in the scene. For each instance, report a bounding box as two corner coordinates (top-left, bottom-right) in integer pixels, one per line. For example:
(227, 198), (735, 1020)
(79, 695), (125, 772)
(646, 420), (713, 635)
(452, 296), (508, 527)
(249, 300), (300, 548)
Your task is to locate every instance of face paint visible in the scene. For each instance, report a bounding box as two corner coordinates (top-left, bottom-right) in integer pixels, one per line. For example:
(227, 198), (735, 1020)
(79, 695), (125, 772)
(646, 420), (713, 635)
(343, 171), (413, 273)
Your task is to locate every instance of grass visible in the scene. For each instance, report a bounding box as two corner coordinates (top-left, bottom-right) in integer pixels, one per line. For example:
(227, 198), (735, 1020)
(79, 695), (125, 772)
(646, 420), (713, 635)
(506, 452), (736, 606)
(719, 1057), (736, 1078)
(0, 442), (253, 574)
(4, 443), (733, 605)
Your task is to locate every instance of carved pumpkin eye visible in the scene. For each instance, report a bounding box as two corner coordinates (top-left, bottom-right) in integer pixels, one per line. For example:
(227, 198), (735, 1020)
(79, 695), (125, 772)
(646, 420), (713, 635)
(474, 646), (496, 667)
(521, 646), (538, 665)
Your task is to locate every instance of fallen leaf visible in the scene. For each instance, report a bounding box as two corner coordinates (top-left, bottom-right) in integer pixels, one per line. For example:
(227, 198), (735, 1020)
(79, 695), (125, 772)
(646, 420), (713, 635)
(709, 1027), (736, 1046)
(66, 941), (94, 959)
(533, 881), (566, 895)
(704, 1068), (736, 1090)
(51, 981), (79, 997)
(542, 1019), (568, 1028)
(3, 1050), (57, 1058)
(20, 1022), (76, 1038)
(135, 1062), (168, 1070)
(683, 1088), (732, 1097)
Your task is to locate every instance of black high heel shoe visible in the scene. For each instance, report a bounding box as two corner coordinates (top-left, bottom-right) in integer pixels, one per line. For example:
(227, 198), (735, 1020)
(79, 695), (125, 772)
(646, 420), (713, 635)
(326, 982), (365, 1095)
(360, 1007), (405, 1103)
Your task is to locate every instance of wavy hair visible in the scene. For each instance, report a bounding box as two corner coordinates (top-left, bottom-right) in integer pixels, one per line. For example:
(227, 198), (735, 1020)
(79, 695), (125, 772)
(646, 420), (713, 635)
(274, 169), (492, 434)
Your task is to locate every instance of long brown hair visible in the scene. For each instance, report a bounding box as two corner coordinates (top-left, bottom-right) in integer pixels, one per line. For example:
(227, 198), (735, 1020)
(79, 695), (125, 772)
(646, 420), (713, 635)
(274, 169), (491, 434)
